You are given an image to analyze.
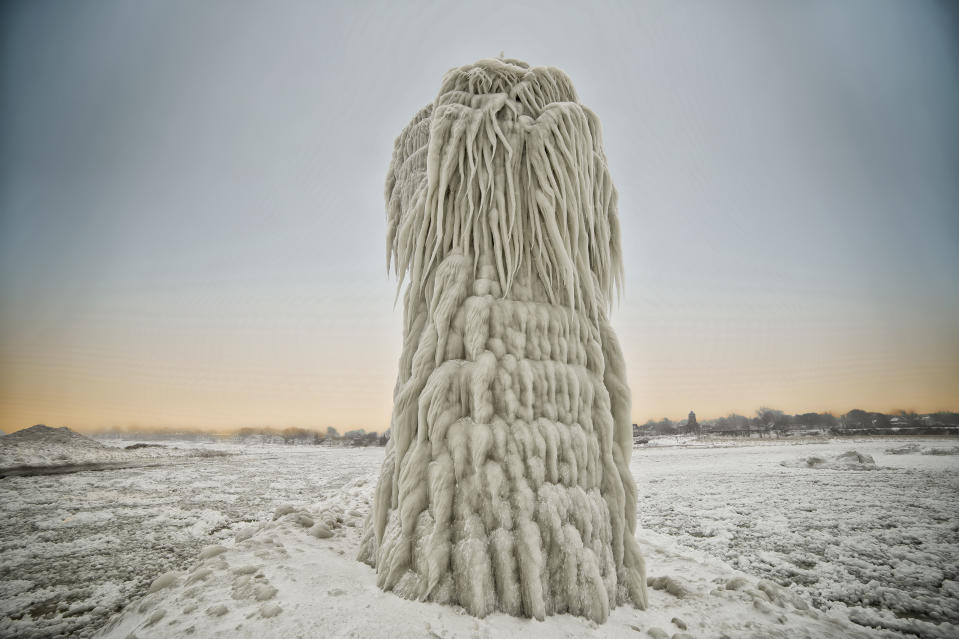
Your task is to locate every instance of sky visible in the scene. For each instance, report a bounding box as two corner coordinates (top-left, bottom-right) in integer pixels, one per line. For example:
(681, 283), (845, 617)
(1, 0), (957, 434)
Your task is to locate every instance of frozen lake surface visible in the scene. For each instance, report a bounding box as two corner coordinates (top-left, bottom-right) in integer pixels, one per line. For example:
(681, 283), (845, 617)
(635, 440), (959, 637)
(0, 444), (382, 638)
(0, 439), (956, 638)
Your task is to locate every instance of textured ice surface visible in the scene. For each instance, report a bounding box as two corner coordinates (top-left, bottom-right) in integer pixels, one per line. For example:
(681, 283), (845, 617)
(0, 443), (380, 639)
(88, 438), (958, 639)
(2, 440), (957, 638)
(636, 439), (959, 638)
(358, 58), (644, 622)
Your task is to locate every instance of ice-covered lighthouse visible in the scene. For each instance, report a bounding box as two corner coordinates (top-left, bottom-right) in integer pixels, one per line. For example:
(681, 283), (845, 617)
(358, 58), (646, 623)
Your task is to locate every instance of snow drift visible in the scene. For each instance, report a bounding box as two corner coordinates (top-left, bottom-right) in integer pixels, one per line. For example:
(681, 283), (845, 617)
(358, 58), (645, 623)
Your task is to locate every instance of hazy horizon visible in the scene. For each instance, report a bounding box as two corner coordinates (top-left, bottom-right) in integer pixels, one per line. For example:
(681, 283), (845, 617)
(2, 1), (958, 434)
(5, 404), (959, 438)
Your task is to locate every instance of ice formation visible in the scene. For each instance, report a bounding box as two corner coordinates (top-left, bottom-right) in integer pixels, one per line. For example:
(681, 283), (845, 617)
(358, 58), (646, 623)
(781, 450), (879, 470)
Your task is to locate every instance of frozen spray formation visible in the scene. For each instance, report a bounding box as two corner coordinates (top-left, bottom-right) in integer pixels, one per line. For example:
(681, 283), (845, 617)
(358, 58), (647, 623)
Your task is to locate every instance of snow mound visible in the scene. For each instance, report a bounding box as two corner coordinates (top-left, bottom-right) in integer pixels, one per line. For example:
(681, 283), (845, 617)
(781, 450), (878, 470)
(0, 425), (229, 472)
(2, 424), (104, 448)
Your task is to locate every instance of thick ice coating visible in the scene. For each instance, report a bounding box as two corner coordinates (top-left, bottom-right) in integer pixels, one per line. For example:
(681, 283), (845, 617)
(358, 58), (647, 623)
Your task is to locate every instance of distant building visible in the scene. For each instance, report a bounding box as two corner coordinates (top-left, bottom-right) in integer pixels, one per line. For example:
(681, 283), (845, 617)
(686, 410), (699, 434)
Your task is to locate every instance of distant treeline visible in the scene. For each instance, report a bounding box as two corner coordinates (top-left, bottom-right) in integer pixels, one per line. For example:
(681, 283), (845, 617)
(92, 426), (391, 447)
(635, 409), (959, 438)
(228, 426), (390, 446)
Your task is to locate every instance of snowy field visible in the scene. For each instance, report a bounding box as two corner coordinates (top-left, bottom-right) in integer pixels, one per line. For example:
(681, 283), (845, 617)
(0, 438), (957, 638)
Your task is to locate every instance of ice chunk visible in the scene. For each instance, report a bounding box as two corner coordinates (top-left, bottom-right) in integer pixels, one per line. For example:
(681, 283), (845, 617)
(647, 576), (690, 599)
(253, 584), (277, 601)
(781, 450), (877, 470)
(148, 572), (179, 593)
(273, 504), (295, 519)
(198, 545), (227, 560)
(259, 603), (282, 618)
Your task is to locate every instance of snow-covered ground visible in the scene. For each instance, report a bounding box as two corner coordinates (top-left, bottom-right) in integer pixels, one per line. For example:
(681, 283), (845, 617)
(1, 438), (956, 638)
(0, 442), (379, 638)
(636, 440), (959, 638)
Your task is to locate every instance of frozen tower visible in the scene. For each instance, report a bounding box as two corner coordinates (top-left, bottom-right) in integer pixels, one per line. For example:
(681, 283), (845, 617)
(358, 58), (647, 623)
